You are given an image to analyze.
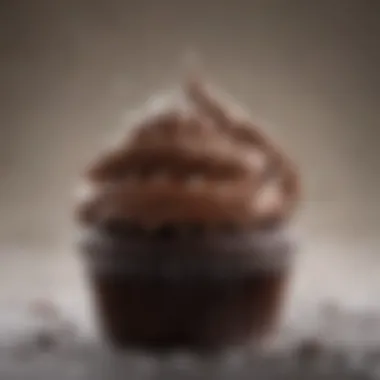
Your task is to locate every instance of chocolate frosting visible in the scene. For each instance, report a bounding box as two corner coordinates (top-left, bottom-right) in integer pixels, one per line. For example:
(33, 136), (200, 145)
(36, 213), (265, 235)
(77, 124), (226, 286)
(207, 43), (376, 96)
(76, 75), (300, 229)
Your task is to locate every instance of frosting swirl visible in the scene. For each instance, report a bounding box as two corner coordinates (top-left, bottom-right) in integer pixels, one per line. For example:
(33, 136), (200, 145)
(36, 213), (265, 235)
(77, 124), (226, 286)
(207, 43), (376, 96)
(76, 76), (300, 229)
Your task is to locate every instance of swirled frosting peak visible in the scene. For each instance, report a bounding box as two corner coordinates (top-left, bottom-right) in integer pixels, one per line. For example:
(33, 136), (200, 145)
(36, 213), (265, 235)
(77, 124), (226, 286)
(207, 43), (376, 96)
(76, 76), (300, 230)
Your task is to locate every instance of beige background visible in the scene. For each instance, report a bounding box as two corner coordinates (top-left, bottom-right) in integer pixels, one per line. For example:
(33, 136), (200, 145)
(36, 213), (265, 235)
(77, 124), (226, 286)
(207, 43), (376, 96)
(0, 0), (379, 336)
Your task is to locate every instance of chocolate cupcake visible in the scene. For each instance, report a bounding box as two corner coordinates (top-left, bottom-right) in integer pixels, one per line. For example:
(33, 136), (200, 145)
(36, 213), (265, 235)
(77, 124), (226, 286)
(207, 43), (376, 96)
(75, 75), (300, 351)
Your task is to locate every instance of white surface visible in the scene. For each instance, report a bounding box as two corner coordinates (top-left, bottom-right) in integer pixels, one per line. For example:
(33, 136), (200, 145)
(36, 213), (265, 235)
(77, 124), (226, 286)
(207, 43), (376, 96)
(1, 235), (380, 344)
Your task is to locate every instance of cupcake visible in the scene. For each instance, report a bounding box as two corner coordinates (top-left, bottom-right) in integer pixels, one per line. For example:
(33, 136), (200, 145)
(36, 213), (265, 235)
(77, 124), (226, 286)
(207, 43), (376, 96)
(75, 74), (300, 351)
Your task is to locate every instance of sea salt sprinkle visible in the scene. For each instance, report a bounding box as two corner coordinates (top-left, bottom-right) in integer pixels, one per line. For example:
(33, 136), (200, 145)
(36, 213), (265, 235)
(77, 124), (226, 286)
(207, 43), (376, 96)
(2, 306), (380, 379)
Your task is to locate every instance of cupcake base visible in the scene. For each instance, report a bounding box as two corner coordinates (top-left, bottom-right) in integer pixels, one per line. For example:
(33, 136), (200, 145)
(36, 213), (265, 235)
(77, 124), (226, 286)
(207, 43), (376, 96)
(90, 273), (287, 351)
(81, 225), (293, 351)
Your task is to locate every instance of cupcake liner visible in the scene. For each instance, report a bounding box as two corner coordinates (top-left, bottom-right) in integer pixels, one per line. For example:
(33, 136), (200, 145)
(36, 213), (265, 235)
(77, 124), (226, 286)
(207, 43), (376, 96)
(80, 226), (294, 279)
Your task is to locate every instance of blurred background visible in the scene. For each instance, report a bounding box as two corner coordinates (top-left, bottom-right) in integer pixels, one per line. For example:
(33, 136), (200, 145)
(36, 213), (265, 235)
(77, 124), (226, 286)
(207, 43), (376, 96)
(0, 0), (379, 338)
